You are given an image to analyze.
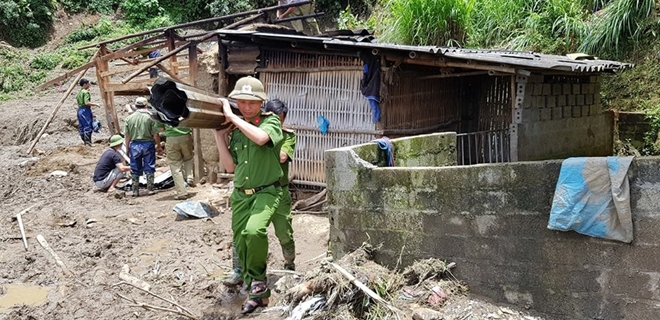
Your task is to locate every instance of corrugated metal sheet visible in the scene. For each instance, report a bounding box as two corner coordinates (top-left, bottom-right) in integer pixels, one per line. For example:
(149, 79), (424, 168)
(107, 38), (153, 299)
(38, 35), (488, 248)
(216, 30), (633, 74)
(260, 50), (375, 184)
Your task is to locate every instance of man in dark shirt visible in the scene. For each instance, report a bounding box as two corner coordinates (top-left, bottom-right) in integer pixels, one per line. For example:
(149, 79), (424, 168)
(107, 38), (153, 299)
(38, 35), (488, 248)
(93, 135), (131, 192)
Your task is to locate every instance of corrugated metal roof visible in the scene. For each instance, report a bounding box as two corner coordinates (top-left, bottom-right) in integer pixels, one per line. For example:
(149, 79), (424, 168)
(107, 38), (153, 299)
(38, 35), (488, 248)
(216, 29), (633, 73)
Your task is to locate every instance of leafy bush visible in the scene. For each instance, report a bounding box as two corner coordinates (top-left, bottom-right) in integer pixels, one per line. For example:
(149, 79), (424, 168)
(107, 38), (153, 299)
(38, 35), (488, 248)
(66, 26), (99, 44)
(30, 53), (64, 70)
(0, 0), (55, 47)
(208, 0), (252, 17)
(58, 0), (121, 14)
(338, 5), (376, 30)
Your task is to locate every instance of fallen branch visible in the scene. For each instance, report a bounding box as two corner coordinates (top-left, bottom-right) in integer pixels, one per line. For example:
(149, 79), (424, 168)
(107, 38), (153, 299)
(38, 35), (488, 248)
(330, 263), (402, 316)
(36, 234), (74, 277)
(268, 269), (302, 276)
(15, 204), (38, 251)
(115, 292), (200, 320)
(113, 281), (198, 318)
(302, 252), (326, 264)
(119, 264), (151, 291)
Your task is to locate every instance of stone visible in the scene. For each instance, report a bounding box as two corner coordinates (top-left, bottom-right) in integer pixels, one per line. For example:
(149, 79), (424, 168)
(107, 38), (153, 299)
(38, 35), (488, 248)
(50, 170), (68, 177)
(412, 308), (444, 320)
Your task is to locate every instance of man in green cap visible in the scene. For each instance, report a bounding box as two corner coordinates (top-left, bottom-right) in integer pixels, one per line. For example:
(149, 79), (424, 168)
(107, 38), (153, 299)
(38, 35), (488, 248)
(161, 124), (196, 200)
(124, 97), (162, 196)
(76, 78), (100, 146)
(214, 76), (283, 314)
(92, 135), (131, 192)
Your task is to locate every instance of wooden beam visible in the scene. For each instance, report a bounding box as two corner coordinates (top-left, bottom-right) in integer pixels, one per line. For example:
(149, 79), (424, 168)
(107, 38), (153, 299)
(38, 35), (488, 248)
(76, 1), (312, 49)
(166, 30), (179, 76)
(105, 79), (156, 93)
(96, 45), (121, 134)
(418, 71), (489, 80)
(188, 42), (204, 183)
(37, 57), (97, 91)
(27, 68), (90, 154)
(120, 42), (191, 84)
(156, 63), (188, 84)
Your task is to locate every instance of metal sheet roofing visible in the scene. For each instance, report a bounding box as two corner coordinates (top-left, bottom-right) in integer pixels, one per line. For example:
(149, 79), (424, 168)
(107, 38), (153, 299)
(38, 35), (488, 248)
(215, 29), (633, 74)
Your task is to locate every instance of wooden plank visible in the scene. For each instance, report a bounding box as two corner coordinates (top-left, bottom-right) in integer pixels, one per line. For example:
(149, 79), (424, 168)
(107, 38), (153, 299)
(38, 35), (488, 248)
(156, 63), (188, 84)
(36, 58), (97, 91)
(188, 43), (204, 183)
(96, 45), (121, 134)
(167, 31), (179, 75)
(99, 34), (165, 62)
(105, 81), (156, 93)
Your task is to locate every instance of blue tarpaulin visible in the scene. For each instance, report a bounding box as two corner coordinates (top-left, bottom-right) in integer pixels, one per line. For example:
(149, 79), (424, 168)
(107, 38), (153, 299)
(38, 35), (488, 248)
(548, 157), (634, 243)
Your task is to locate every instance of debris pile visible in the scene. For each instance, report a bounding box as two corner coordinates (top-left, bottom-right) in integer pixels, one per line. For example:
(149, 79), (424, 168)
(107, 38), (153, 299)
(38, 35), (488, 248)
(274, 244), (468, 320)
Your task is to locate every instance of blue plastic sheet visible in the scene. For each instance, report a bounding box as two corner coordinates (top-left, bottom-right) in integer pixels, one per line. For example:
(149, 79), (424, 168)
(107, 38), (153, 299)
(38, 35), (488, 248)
(317, 115), (329, 135)
(548, 157), (634, 243)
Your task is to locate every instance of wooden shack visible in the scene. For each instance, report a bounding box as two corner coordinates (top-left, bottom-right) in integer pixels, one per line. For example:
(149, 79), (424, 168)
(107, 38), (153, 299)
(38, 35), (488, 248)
(213, 29), (632, 185)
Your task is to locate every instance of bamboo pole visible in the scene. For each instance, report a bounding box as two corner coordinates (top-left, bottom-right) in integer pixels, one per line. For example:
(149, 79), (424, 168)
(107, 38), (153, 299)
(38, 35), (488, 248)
(27, 67), (91, 155)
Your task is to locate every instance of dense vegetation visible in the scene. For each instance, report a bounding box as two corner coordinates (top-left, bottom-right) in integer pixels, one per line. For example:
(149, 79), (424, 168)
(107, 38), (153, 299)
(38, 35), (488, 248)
(1, 0), (659, 145)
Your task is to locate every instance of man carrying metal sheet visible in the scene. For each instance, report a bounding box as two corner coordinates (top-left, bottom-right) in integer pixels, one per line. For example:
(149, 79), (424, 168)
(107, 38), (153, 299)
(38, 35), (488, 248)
(213, 76), (283, 314)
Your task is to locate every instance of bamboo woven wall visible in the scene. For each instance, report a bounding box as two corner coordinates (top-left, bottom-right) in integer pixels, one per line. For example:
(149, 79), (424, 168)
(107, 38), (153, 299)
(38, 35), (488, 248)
(477, 76), (512, 131)
(381, 71), (464, 130)
(260, 50), (375, 184)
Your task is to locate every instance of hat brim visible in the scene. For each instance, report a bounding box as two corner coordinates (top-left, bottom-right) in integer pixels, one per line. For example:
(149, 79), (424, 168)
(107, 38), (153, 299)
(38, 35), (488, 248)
(228, 90), (268, 101)
(109, 140), (123, 147)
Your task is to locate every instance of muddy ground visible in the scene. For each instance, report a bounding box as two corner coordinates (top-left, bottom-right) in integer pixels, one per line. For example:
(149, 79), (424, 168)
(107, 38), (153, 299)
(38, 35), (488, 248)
(0, 74), (545, 319)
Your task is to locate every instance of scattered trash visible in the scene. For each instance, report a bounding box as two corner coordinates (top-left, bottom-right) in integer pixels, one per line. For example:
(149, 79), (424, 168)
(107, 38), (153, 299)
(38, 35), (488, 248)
(427, 286), (448, 306)
(173, 201), (218, 219)
(286, 296), (326, 320)
(50, 170), (68, 177)
(85, 219), (98, 228)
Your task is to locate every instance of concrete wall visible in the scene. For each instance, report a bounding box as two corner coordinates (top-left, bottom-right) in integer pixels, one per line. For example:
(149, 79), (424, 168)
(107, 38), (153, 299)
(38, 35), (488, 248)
(351, 132), (457, 167)
(326, 139), (660, 319)
(516, 74), (613, 161)
(517, 112), (614, 161)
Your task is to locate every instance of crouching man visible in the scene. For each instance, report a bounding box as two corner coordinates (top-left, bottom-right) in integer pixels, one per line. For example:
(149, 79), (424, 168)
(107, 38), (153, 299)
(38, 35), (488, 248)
(92, 135), (131, 192)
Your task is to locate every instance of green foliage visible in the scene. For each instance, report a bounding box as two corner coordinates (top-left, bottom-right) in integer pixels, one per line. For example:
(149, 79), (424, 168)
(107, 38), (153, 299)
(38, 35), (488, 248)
(0, 0), (55, 48)
(580, 0), (655, 57)
(30, 53), (64, 70)
(377, 0), (472, 46)
(65, 25), (99, 43)
(207, 0), (252, 17)
(338, 5), (376, 30)
(120, 0), (163, 25)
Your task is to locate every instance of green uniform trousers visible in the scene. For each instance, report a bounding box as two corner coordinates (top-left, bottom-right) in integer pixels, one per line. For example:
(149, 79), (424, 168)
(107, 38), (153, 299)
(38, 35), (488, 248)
(165, 134), (194, 196)
(230, 184), (282, 298)
(271, 187), (295, 264)
(290, 3), (321, 36)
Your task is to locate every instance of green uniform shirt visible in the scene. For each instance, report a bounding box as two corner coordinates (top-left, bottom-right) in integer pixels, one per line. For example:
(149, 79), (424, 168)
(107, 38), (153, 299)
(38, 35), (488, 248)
(229, 114), (283, 189)
(162, 124), (192, 137)
(76, 88), (91, 107)
(279, 130), (296, 186)
(124, 110), (160, 142)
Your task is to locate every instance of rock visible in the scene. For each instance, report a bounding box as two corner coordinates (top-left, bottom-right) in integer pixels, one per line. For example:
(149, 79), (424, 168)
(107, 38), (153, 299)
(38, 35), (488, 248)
(19, 157), (39, 167)
(412, 308), (444, 320)
(50, 170), (68, 177)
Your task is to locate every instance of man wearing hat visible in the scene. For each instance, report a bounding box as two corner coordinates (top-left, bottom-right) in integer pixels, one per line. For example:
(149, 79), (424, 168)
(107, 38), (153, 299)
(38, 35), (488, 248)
(76, 78), (100, 146)
(92, 135), (131, 192)
(214, 76), (283, 314)
(124, 97), (162, 196)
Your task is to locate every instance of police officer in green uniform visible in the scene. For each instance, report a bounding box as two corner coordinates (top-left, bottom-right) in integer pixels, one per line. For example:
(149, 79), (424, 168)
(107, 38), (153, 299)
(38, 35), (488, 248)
(265, 99), (297, 270)
(213, 76), (283, 314)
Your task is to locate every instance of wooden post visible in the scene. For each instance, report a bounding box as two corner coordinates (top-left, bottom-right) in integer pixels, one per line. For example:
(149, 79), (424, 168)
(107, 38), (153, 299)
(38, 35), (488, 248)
(26, 67), (91, 155)
(96, 45), (121, 134)
(218, 41), (229, 96)
(166, 30), (179, 76)
(188, 42), (204, 183)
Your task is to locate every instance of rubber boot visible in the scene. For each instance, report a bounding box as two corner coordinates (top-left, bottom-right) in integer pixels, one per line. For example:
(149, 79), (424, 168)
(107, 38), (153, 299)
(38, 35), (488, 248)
(131, 176), (140, 197)
(83, 133), (92, 146)
(223, 243), (243, 287)
(146, 174), (155, 195)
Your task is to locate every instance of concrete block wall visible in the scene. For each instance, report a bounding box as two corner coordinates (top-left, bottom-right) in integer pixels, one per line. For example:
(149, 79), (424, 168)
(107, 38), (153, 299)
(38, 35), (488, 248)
(521, 74), (602, 123)
(326, 143), (660, 319)
(350, 132), (457, 167)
